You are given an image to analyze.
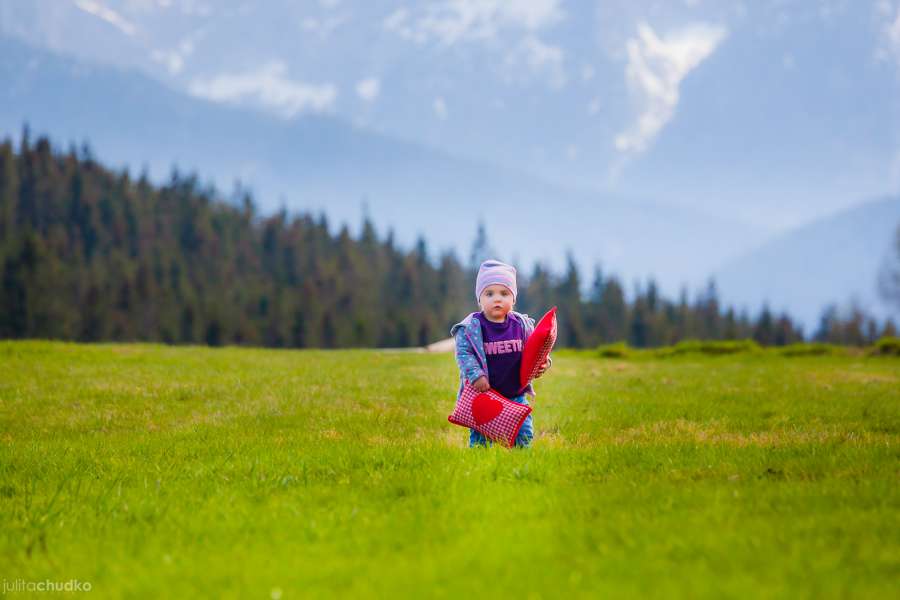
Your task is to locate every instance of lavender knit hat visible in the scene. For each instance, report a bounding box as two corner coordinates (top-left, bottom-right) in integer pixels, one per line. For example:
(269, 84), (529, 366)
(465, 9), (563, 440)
(475, 259), (517, 302)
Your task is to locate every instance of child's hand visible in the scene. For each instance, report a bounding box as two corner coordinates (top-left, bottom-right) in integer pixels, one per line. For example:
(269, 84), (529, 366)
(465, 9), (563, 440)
(472, 376), (490, 392)
(534, 359), (550, 379)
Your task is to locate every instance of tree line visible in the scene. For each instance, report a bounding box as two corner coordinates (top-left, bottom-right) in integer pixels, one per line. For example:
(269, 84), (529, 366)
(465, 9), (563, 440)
(0, 132), (895, 348)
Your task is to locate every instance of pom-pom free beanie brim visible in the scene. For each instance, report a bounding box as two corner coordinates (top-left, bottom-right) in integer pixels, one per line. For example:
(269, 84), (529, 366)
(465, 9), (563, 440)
(475, 259), (517, 302)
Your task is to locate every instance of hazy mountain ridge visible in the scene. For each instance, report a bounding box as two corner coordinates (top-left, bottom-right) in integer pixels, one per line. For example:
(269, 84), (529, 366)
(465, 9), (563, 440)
(2, 0), (896, 227)
(0, 35), (769, 299)
(713, 196), (900, 330)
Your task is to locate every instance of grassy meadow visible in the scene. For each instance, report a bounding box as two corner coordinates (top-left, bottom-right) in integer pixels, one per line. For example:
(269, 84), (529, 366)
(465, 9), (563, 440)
(0, 340), (898, 598)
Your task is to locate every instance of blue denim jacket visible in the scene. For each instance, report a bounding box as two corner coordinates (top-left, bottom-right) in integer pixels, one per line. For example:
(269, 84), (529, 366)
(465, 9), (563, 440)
(449, 310), (551, 402)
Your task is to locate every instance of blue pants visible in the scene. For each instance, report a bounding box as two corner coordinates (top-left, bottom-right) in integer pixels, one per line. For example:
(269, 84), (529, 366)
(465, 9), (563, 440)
(469, 394), (533, 448)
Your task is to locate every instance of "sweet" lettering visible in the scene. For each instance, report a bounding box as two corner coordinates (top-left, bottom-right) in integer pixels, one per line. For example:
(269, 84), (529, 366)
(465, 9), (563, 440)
(484, 339), (523, 355)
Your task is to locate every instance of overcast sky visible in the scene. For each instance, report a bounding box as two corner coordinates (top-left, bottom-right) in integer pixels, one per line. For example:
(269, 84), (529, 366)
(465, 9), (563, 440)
(2, 0), (899, 231)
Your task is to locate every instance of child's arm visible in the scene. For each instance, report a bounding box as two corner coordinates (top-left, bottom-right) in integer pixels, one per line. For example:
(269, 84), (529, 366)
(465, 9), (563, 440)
(454, 328), (488, 390)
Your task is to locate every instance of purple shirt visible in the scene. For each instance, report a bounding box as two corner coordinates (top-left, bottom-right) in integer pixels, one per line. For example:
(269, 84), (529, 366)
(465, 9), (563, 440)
(475, 311), (525, 399)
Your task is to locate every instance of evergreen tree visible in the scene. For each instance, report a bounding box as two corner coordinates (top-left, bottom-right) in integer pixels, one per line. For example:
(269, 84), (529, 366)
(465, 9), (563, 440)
(699, 278), (722, 340)
(598, 275), (628, 342)
(814, 305), (839, 342)
(0, 141), (18, 244)
(468, 221), (492, 274)
(584, 265), (605, 346)
(753, 304), (775, 345)
(0, 132), (875, 349)
(878, 224), (900, 312)
(555, 252), (585, 346)
(629, 296), (649, 348)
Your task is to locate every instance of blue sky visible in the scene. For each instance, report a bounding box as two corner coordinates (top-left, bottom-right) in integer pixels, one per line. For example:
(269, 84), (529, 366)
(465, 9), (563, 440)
(2, 0), (898, 233)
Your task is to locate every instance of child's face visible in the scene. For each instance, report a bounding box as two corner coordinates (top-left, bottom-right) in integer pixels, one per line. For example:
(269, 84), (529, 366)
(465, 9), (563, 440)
(479, 284), (514, 321)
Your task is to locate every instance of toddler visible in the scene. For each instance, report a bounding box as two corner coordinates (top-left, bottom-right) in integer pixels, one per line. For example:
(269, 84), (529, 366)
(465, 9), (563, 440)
(450, 259), (551, 448)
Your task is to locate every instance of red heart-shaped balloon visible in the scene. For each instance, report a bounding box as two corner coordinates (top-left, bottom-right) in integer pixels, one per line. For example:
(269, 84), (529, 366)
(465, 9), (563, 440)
(471, 393), (503, 425)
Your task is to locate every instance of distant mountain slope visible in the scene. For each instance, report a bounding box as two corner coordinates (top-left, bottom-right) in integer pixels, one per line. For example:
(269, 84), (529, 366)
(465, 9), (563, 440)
(2, 0), (896, 222)
(713, 197), (900, 331)
(0, 35), (767, 298)
(618, 5), (898, 231)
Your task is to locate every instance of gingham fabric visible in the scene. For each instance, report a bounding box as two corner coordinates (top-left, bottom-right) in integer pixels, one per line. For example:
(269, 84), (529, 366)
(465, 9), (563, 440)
(520, 307), (558, 388)
(448, 382), (532, 448)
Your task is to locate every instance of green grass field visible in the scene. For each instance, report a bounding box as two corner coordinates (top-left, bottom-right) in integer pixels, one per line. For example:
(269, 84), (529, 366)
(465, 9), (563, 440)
(1, 341), (898, 598)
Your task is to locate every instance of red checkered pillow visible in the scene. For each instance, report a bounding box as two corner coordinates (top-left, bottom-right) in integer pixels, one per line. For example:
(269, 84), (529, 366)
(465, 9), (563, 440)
(448, 382), (532, 447)
(520, 306), (558, 389)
